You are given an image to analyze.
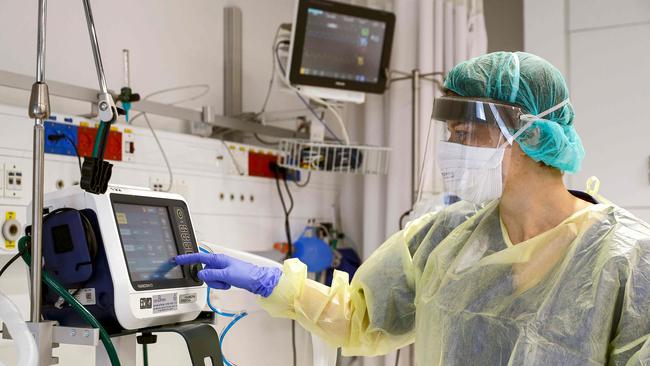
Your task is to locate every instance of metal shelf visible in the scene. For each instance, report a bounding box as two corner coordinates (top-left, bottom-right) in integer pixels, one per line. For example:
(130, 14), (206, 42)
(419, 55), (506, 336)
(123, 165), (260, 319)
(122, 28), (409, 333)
(278, 139), (391, 175)
(0, 70), (308, 139)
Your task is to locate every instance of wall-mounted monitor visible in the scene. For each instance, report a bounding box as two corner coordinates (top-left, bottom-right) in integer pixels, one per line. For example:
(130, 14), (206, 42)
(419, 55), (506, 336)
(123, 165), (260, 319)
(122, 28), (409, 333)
(287, 0), (395, 103)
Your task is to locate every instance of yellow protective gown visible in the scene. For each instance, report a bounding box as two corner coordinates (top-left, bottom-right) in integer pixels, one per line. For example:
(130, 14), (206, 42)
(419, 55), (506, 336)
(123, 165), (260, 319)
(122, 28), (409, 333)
(259, 200), (650, 365)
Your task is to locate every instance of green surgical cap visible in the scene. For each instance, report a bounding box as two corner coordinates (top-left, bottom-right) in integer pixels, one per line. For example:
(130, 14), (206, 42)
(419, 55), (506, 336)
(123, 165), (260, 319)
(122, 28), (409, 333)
(444, 51), (585, 173)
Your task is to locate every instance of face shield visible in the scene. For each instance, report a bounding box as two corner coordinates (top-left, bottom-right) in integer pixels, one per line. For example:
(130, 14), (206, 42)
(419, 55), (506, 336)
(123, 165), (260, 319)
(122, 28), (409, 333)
(432, 96), (527, 204)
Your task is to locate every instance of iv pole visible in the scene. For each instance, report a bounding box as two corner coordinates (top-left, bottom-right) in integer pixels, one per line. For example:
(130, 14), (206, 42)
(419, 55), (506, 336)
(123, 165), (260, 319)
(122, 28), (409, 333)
(388, 69), (444, 205)
(386, 69), (443, 366)
(25, 0), (117, 364)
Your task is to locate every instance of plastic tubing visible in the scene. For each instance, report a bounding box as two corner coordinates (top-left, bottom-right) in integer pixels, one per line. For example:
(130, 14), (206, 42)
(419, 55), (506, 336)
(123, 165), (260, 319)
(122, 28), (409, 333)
(18, 237), (121, 366)
(196, 246), (248, 366)
(92, 122), (105, 158)
(0, 290), (38, 366)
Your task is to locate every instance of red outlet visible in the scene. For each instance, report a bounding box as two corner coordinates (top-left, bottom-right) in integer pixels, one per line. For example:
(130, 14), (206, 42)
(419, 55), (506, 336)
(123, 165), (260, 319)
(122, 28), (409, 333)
(77, 126), (96, 158)
(248, 152), (279, 178)
(77, 126), (122, 161)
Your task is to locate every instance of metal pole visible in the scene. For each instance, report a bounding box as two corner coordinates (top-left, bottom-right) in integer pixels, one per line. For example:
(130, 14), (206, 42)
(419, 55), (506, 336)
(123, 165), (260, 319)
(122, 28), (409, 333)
(28, 0), (51, 324)
(122, 49), (130, 87)
(82, 0), (108, 94)
(411, 69), (420, 205)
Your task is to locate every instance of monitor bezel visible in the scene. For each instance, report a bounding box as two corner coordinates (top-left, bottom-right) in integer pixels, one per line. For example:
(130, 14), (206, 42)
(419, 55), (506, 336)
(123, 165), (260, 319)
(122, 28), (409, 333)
(288, 0), (395, 95)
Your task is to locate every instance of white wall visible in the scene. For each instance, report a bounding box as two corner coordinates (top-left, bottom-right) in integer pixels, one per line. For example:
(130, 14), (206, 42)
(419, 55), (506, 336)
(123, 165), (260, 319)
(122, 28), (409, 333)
(524, 0), (650, 221)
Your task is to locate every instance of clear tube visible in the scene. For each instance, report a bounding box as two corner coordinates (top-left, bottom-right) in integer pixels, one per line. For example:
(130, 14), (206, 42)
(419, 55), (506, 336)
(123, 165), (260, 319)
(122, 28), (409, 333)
(0, 290), (38, 366)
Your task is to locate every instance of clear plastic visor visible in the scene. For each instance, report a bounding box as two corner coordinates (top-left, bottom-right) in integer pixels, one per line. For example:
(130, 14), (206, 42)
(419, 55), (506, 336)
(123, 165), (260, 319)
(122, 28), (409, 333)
(432, 96), (526, 147)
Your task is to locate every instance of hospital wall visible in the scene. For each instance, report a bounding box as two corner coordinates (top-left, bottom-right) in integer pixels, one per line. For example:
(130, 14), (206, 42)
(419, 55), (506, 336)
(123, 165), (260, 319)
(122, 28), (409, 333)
(524, 0), (650, 222)
(0, 1), (364, 365)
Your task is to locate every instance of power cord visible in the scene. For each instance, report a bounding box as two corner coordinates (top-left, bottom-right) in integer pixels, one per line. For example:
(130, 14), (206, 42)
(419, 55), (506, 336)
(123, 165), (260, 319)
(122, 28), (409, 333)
(0, 250), (25, 279)
(273, 40), (344, 144)
(128, 84), (211, 192)
(47, 133), (82, 173)
(293, 171), (311, 188)
(141, 113), (174, 192)
(270, 163), (298, 366)
(218, 138), (245, 176)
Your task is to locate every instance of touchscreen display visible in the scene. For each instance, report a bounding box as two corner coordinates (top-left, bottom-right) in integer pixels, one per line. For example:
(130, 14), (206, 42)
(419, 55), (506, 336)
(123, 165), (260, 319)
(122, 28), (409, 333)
(300, 7), (387, 83)
(114, 203), (183, 282)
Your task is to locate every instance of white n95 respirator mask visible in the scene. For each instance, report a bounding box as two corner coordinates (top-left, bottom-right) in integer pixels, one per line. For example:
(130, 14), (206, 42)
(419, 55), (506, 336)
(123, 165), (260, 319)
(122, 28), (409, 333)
(436, 141), (507, 204)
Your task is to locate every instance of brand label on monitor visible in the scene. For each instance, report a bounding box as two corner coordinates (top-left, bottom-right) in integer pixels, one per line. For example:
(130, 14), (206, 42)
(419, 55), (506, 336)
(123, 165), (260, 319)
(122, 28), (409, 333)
(152, 293), (178, 314)
(179, 293), (197, 304)
(69, 288), (96, 306)
(140, 297), (153, 309)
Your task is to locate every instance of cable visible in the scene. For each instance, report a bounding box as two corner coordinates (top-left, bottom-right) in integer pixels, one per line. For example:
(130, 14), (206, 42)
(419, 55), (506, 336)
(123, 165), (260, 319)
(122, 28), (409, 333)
(62, 134), (83, 173)
(323, 103), (351, 144)
(126, 84), (212, 192)
(415, 121), (434, 203)
(257, 25), (284, 119)
(196, 246), (247, 366)
(18, 237), (121, 366)
(291, 320), (297, 366)
(141, 84), (210, 105)
(218, 138), (245, 176)
(253, 133), (280, 146)
(273, 41), (343, 143)
(399, 210), (412, 230)
(273, 169), (294, 259)
(143, 343), (149, 366)
(271, 167), (297, 366)
(219, 312), (248, 352)
(142, 113), (174, 192)
(129, 84), (210, 124)
(0, 250), (24, 279)
(292, 171), (311, 188)
(48, 133), (82, 173)
(395, 349), (401, 366)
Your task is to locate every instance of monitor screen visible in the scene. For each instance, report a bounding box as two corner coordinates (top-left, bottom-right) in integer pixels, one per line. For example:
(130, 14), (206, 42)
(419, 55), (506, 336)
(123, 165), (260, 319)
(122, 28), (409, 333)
(300, 8), (386, 84)
(113, 203), (183, 282)
(289, 0), (395, 94)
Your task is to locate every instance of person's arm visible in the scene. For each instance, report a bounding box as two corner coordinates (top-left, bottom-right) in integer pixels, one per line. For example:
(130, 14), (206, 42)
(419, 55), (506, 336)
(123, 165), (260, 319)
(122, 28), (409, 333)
(607, 241), (650, 366)
(259, 212), (438, 357)
(176, 205), (467, 357)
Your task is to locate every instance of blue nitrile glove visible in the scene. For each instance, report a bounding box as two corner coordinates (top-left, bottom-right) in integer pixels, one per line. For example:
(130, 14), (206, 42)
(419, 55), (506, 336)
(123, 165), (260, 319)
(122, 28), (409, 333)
(174, 253), (281, 297)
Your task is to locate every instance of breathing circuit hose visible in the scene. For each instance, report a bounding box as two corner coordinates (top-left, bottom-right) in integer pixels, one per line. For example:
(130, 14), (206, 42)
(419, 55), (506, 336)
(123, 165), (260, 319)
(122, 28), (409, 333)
(18, 236), (121, 366)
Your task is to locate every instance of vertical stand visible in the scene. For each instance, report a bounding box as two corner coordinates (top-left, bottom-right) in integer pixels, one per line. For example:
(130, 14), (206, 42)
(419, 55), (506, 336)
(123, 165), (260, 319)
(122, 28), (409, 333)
(25, 0), (118, 364)
(388, 69), (443, 206)
(27, 1), (56, 363)
(387, 69), (443, 366)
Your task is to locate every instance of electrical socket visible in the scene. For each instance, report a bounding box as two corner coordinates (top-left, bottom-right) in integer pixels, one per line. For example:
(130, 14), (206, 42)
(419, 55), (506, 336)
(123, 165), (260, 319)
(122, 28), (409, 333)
(149, 176), (171, 192)
(4, 163), (25, 199)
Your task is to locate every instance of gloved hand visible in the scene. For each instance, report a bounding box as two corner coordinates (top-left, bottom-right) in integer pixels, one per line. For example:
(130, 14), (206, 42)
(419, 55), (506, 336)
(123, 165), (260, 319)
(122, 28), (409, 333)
(174, 253), (282, 297)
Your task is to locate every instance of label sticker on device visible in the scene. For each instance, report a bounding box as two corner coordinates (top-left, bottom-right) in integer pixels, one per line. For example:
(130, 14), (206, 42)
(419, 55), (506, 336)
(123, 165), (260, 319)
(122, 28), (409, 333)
(152, 293), (178, 314)
(69, 288), (96, 306)
(179, 293), (197, 304)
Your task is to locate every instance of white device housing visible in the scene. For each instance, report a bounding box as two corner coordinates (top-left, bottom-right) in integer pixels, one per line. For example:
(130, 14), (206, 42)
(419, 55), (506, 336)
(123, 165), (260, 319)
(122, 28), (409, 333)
(33, 185), (207, 330)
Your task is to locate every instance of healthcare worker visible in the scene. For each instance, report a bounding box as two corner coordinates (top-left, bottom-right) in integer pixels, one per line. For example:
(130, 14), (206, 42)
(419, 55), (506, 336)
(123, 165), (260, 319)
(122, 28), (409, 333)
(176, 52), (650, 365)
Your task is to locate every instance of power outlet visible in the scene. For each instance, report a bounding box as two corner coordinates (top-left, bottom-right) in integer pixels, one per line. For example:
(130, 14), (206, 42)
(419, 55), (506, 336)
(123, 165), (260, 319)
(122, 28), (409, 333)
(4, 163), (25, 199)
(123, 129), (136, 162)
(149, 176), (171, 192)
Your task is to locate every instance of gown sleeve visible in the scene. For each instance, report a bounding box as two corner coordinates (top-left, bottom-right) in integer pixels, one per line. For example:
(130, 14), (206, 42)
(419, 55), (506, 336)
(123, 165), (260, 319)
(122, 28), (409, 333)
(258, 212), (437, 357)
